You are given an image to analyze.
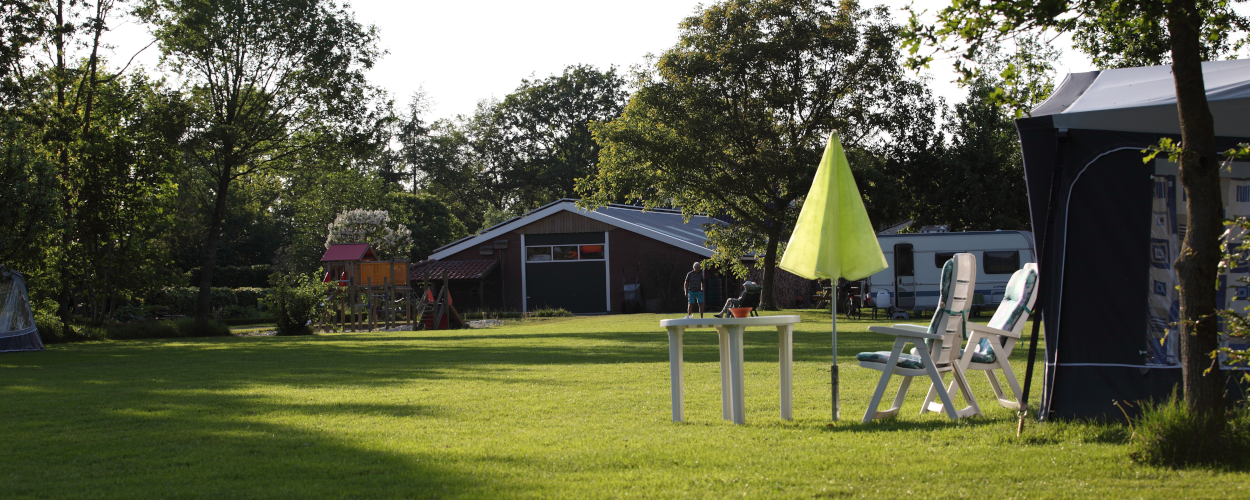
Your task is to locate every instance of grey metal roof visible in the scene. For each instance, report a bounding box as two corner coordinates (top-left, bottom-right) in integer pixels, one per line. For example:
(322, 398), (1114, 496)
(590, 204), (721, 249)
(427, 199), (726, 259)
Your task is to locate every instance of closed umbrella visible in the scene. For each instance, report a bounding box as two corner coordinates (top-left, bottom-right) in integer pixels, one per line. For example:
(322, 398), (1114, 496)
(779, 131), (887, 421)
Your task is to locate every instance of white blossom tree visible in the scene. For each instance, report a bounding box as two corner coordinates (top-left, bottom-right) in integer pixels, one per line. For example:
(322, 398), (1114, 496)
(325, 209), (413, 259)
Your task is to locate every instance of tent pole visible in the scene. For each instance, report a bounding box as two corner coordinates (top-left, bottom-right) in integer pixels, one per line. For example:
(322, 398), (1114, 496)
(1017, 311), (1043, 436)
(831, 294), (839, 421)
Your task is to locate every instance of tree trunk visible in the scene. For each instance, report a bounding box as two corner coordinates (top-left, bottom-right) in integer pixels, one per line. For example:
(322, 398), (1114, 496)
(1167, 0), (1225, 420)
(53, 0), (75, 336)
(760, 224), (781, 310)
(194, 168), (233, 323)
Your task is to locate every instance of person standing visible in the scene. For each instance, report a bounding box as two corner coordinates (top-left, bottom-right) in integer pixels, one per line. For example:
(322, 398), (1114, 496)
(684, 262), (705, 319)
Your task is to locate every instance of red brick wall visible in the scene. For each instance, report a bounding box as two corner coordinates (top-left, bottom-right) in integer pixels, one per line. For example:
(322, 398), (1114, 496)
(607, 229), (722, 314)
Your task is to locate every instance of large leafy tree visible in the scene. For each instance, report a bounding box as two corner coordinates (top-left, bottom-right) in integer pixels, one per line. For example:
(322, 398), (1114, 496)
(578, 0), (912, 309)
(401, 65), (627, 232)
(906, 0), (1250, 421)
(137, 0), (384, 323)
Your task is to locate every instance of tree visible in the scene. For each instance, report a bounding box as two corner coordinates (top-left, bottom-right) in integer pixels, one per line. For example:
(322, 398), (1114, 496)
(578, 0), (913, 309)
(387, 192), (467, 262)
(401, 65), (627, 232)
(137, 0), (384, 323)
(905, 0), (1250, 422)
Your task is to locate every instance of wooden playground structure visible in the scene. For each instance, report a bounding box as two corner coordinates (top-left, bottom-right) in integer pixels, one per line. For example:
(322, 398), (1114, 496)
(316, 244), (465, 332)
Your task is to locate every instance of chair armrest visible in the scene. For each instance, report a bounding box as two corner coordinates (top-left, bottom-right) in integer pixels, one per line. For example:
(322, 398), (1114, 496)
(889, 324), (930, 333)
(967, 322), (1020, 338)
(868, 325), (943, 340)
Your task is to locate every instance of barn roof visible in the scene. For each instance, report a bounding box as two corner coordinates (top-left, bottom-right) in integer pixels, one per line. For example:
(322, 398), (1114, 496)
(429, 199), (724, 260)
(409, 259), (499, 281)
(320, 243), (377, 262)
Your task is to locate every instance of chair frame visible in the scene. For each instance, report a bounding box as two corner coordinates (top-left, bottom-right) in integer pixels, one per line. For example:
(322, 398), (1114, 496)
(860, 253), (981, 422)
(945, 263), (1040, 410)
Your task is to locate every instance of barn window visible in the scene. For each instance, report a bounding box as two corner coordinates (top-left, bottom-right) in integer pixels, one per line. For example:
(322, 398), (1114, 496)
(983, 251), (1021, 275)
(580, 245), (605, 260)
(526, 246), (552, 261)
(526, 243), (607, 262)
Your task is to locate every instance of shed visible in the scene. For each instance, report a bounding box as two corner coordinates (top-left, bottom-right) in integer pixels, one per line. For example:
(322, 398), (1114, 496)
(425, 199), (736, 314)
(1017, 59), (1250, 420)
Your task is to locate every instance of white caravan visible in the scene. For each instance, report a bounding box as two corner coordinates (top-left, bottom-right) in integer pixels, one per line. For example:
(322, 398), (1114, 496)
(868, 231), (1036, 314)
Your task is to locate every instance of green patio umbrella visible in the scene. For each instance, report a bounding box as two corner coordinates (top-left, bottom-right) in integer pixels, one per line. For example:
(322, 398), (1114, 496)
(779, 131), (887, 421)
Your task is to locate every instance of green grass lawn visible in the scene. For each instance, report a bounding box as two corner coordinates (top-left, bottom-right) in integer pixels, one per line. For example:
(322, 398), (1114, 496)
(3, 311), (1246, 498)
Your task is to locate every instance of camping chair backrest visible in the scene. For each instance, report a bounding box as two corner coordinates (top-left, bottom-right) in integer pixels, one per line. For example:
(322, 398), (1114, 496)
(926, 253), (976, 365)
(987, 263), (1040, 336)
(740, 284), (762, 308)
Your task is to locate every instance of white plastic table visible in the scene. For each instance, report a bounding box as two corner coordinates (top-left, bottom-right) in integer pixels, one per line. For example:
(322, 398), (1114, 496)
(660, 315), (801, 424)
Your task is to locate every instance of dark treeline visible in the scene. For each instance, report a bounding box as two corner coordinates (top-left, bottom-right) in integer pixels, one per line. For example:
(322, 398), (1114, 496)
(1, 0), (1038, 328)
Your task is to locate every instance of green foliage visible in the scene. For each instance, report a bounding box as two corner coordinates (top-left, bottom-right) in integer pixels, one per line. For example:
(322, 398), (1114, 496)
(271, 164), (394, 275)
(400, 65), (627, 232)
(526, 307), (573, 318)
(580, 0), (913, 307)
(1125, 392), (1250, 469)
(171, 318), (232, 338)
(0, 115), (60, 272)
(34, 309), (71, 344)
(147, 287), (270, 316)
(137, 0), (386, 320)
(1072, 2), (1250, 69)
(386, 192), (467, 260)
(104, 318), (230, 340)
(188, 265), (273, 288)
(902, 1), (1249, 114)
(264, 272), (332, 336)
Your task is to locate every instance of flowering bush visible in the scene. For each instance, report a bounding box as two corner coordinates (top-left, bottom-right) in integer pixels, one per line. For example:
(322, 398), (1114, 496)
(325, 209), (413, 259)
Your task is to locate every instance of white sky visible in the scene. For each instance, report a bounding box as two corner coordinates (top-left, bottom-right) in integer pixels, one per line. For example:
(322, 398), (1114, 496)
(104, 0), (1099, 121)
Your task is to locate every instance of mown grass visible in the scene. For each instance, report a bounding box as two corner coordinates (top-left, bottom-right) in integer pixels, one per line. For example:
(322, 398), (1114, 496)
(2, 310), (1247, 498)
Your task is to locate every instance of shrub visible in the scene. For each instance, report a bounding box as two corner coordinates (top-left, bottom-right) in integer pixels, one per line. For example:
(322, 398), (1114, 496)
(147, 287), (272, 316)
(527, 307), (573, 318)
(106, 320), (179, 340)
(173, 318), (231, 337)
(264, 272), (332, 336)
(1127, 391), (1250, 469)
(103, 318), (230, 340)
(188, 265), (272, 288)
(34, 310), (70, 344)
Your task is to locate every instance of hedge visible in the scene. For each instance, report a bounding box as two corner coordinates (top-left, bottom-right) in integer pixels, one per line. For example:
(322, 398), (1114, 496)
(187, 265), (272, 288)
(147, 287), (270, 316)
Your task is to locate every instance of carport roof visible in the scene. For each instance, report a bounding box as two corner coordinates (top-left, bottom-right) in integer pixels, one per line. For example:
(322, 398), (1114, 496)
(409, 259), (499, 281)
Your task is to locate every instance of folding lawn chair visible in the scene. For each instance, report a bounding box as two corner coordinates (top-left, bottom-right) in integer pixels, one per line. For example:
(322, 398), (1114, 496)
(856, 253), (981, 422)
(943, 263), (1039, 410)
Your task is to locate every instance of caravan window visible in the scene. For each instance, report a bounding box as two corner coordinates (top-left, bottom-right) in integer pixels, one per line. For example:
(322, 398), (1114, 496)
(935, 252), (958, 268)
(983, 251), (1021, 274)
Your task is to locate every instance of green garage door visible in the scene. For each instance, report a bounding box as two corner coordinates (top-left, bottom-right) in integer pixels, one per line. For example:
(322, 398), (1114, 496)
(524, 233), (607, 313)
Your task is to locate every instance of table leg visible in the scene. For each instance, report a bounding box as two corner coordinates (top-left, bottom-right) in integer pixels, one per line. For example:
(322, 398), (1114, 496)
(777, 324), (793, 421)
(728, 325), (746, 424)
(715, 325), (731, 420)
(667, 326), (684, 422)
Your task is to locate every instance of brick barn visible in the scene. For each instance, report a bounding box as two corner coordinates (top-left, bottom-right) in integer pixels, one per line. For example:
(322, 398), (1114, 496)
(412, 199), (740, 314)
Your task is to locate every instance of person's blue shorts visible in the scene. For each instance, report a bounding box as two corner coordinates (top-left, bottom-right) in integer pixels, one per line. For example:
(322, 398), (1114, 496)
(687, 291), (704, 304)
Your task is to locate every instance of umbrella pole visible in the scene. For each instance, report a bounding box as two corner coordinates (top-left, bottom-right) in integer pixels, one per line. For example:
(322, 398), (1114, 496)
(831, 297), (839, 421)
